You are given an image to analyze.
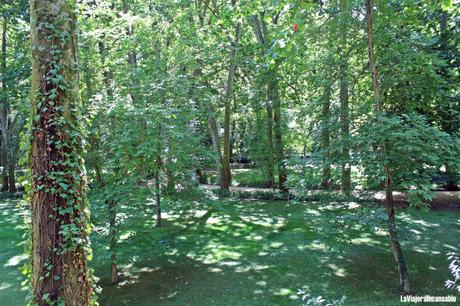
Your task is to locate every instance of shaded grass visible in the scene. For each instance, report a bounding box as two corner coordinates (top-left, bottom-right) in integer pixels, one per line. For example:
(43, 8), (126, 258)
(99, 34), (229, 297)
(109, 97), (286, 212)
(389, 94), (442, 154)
(0, 198), (459, 305)
(0, 200), (28, 306)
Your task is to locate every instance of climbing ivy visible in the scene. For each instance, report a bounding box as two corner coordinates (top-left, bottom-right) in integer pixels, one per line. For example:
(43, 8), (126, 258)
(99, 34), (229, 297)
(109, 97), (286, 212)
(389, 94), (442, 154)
(28, 1), (97, 305)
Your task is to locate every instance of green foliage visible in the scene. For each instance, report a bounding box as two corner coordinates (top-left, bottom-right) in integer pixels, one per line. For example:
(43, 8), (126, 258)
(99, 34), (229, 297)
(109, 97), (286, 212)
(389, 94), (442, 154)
(356, 113), (459, 206)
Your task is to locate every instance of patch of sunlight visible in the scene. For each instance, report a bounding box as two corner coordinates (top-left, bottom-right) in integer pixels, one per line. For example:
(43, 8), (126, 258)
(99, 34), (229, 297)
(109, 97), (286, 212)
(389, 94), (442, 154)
(269, 242), (284, 249)
(429, 266), (437, 271)
(289, 294), (299, 300)
(218, 261), (240, 267)
(414, 247), (427, 253)
(250, 263), (271, 271)
(246, 233), (264, 241)
(351, 237), (380, 246)
(328, 263), (347, 277)
(206, 216), (222, 225)
(194, 210), (208, 218)
(297, 244), (307, 250)
(165, 249), (178, 256)
(208, 267), (223, 273)
(258, 251), (269, 256)
(5, 254), (28, 267)
(411, 219), (440, 228)
(256, 281), (267, 286)
(0, 282), (12, 291)
(235, 266), (251, 273)
(307, 240), (327, 251)
(305, 208), (321, 216)
(239, 215), (284, 228)
(443, 244), (459, 251)
(118, 230), (135, 242)
(430, 250), (441, 255)
(138, 267), (159, 273)
(120, 263), (134, 271)
(253, 289), (264, 295)
(167, 291), (178, 299)
(273, 288), (294, 296)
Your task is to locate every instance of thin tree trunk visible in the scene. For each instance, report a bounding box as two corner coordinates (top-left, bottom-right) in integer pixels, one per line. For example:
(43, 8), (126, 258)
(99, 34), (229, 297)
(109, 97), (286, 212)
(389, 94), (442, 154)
(269, 73), (287, 191)
(321, 83), (332, 189)
(1, 17), (9, 192)
(265, 105), (275, 189)
(208, 104), (224, 186)
(8, 163), (15, 193)
(221, 22), (242, 191)
(365, 0), (410, 294)
(109, 200), (118, 283)
(339, 0), (351, 195)
(155, 168), (161, 227)
(30, 1), (92, 304)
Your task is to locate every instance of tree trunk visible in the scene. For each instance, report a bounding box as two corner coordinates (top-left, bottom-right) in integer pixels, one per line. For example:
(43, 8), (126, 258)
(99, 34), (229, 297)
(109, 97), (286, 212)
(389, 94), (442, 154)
(155, 168), (161, 227)
(30, 1), (92, 304)
(207, 104), (224, 186)
(221, 22), (242, 191)
(109, 200), (118, 283)
(321, 83), (332, 189)
(265, 105), (275, 189)
(8, 163), (15, 193)
(1, 17), (9, 192)
(339, 63), (351, 194)
(339, 0), (351, 195)
(365, 0), (410, 294)
(269, 73), (287, 191)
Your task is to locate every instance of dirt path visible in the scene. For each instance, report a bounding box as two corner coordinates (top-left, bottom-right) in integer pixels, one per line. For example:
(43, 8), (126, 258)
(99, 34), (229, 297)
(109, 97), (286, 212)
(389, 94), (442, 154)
(200, 184), (460, 209)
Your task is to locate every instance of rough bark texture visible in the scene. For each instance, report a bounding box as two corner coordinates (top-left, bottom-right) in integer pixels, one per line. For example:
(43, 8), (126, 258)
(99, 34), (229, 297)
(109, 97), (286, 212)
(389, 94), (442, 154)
(365, 0), (410, 294)
(30, 0), (92, 304)
(1, 17), (9, 192)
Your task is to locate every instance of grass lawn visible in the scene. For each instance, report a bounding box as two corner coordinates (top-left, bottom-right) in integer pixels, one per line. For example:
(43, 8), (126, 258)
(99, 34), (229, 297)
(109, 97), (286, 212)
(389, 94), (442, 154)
(1, 197), (459, 305)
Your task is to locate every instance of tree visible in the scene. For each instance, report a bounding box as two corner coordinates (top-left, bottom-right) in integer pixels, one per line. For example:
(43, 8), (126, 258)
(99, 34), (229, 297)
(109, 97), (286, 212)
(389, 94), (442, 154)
(365, 0), (410, 294)
(30, 0), (93, 304)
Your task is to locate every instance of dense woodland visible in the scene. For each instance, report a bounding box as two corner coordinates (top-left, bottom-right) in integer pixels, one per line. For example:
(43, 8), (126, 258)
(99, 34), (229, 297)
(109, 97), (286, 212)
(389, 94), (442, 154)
(0, 0), (459, 305)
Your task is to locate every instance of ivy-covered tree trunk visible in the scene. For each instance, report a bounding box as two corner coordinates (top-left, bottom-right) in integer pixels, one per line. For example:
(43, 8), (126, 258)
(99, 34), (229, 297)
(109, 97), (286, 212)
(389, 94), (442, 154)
(321, 82), (332, 189)
(30, 0), (93, 304)
(1, 17), (9, 192)
(365, 0), (410, 294)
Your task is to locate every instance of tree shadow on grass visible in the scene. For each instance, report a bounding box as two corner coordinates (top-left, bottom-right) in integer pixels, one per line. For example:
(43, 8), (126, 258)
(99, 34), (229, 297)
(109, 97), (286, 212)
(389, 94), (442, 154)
(95, 200), (460, 306)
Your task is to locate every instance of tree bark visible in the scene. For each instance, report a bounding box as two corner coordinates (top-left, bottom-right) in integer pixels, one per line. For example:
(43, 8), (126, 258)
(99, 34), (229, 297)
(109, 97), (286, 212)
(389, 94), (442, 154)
(1, 17), (9, 192)
(221, 22), (242, 191)
(251, 14), (286, 191)
(321, 83), (332, 189)
(30, 1), (92, 304)
(8, 162), (15, 193)
(365, 0), (410, 294)
(339, 0), (351, 195)
(269, 73), (287, 191)
(108, 200), (118, 283)
(265, 105), (275, 189)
